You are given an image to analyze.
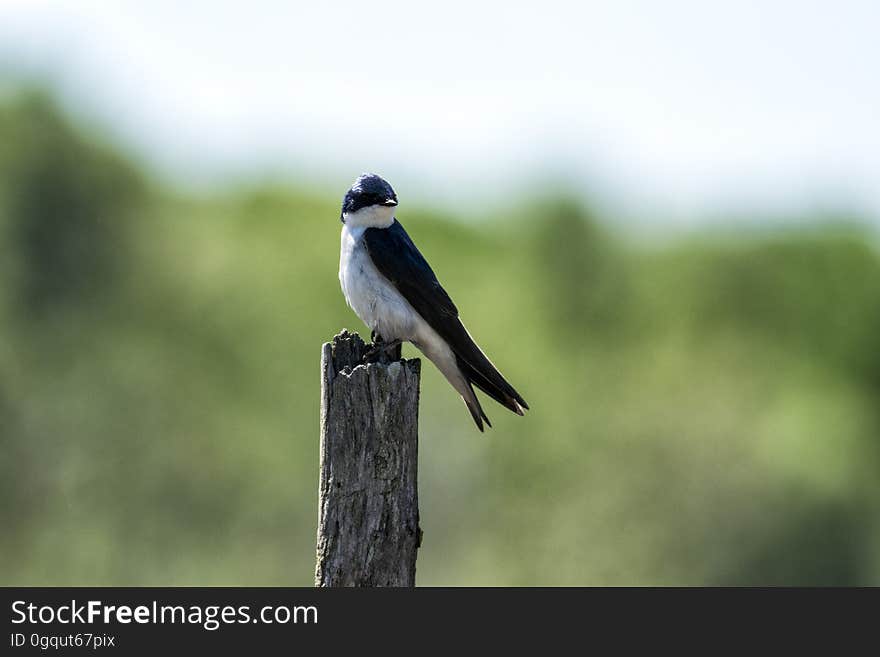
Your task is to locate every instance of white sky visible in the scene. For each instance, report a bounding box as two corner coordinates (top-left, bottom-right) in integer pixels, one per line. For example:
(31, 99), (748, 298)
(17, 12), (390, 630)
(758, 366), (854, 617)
(1, 1), (878, 226)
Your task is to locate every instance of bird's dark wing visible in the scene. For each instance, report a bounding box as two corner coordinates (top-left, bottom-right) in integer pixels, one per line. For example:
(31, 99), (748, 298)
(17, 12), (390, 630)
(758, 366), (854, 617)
(363, 219), (458, 326)
(363, 219), (528, 426)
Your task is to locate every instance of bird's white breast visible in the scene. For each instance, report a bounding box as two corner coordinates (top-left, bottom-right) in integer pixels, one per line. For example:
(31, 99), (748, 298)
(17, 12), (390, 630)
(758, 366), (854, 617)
(338, 222), (466, 400)
(339, 223), (418, 342)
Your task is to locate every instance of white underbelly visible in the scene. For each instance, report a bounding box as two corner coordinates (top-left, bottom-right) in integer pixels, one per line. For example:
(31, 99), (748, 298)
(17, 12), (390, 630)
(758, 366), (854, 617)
(338, 224), (470, 399)
(339, 225), (418, 341)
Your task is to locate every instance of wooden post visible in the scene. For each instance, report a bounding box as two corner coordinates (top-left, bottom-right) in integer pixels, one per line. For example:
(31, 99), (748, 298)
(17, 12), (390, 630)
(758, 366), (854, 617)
(315, 330), (422, 587)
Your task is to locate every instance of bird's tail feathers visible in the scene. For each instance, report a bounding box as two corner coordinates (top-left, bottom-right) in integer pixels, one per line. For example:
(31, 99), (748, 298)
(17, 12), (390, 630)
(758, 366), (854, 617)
(424, 319), (528, 431)
(451, 322), (529, 419)
(458, 357), (528, 417)
(462, 383), (492, 432)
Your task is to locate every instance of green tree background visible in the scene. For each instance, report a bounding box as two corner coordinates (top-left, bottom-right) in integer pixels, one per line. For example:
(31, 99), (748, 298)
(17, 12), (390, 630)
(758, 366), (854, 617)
(1, 91), (879, 585)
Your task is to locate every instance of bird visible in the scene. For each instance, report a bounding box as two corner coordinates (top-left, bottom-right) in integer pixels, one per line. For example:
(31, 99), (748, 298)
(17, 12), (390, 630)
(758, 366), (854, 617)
(338, 173), (529, 431)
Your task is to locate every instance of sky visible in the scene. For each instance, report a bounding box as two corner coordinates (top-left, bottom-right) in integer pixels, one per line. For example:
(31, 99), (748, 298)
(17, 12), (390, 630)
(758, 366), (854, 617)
(1, 1), (878, 227)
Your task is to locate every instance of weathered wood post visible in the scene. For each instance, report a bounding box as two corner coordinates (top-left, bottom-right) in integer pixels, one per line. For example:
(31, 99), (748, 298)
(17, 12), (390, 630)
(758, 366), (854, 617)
(315, 330), (422, 586)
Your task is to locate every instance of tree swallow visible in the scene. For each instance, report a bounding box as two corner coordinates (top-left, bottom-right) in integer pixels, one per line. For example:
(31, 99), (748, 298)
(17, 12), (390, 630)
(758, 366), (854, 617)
(338, 173), (529, 431)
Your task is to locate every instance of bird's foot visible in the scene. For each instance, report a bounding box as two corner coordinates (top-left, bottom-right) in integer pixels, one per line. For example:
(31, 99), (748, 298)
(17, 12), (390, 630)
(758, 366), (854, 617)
(362, 336), (403, 364)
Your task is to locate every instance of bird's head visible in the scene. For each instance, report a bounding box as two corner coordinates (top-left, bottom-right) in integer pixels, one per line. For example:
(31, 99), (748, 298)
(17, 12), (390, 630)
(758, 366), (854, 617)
(340, 173), (398, 228)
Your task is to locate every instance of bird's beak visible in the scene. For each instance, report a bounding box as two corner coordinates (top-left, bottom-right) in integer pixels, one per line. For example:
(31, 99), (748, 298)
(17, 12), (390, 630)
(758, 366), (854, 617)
(382, 198), (398, 207)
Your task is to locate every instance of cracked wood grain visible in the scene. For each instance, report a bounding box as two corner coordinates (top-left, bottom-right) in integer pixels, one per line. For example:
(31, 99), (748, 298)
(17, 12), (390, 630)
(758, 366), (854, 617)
(315, 329), (422, 587)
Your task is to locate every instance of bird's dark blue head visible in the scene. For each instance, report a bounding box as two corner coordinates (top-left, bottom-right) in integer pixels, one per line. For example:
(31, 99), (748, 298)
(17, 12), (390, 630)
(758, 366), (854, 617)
(341, 173), (398, 223)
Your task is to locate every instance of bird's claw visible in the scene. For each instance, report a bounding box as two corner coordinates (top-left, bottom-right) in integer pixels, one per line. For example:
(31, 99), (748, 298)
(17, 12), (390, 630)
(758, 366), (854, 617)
(362, 336), (402, 364)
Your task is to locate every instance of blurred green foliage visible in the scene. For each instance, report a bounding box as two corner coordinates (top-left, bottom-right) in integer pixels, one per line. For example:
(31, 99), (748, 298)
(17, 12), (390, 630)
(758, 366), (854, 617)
(1, 90), (879, 585)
